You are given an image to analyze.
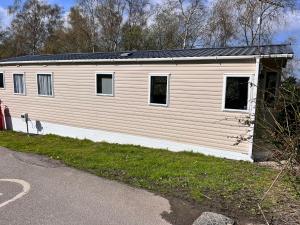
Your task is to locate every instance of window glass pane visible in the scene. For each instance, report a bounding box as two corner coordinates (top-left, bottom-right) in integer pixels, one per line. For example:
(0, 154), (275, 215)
(13, 74), (24, 94)
(225, 77), (249, 110)
(264, 72), (277, 105)
(150, 76), (167, 105)
(0, 73), (4, 88)
(38, 74), (53, 96)
(97, 74), (113, 95)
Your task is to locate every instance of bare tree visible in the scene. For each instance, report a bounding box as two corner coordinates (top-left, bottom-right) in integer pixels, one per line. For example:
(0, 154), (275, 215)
(149, 0), (206, 49)
(120, 0), (152, 50)
(149, 2), (181, 49)
(97, 0), (126, 51)
(66, 7), (94, 52)
(203, 0), (236, 47)
(8, 0), (23, 14)
(230, 72), (300, 224)
(0, 18), (7, 58)
(256, 76), (299, 224)
(0, 18), (5, 42)
(8, 0), (63, 55)
(43, 7), (94, 54)
(77, 0), (102, 52)
(282, 38), (300, 79)
(176, 0), (206, 49)
(234, 0), (295, 46)
(125, 0), (151, 27)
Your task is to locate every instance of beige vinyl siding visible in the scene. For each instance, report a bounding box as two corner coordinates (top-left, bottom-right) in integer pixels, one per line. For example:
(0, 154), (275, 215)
(0, 61), (256, 154)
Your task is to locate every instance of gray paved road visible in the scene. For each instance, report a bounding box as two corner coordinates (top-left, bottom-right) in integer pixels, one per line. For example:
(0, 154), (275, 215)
(0, 147), (172, 225)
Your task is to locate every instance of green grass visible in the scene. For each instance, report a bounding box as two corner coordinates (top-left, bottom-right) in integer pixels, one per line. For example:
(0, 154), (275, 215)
(0, 131), (295, 215)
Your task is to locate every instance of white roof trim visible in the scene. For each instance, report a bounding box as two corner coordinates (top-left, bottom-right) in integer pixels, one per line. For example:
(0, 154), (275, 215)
(0, 53), (293, 65)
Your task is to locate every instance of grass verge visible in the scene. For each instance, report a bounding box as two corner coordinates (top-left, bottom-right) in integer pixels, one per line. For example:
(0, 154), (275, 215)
(0, 131), (297, 222)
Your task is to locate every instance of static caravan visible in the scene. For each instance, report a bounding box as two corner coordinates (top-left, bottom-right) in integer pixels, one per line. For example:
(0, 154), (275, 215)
(0, 44), (293, 161)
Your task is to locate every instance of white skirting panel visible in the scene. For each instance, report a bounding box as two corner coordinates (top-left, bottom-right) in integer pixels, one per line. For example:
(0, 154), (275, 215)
(10, 117), (253, 162)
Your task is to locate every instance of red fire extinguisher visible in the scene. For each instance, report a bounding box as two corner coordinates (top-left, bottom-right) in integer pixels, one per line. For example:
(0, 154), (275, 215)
(0, 103), (4, 130)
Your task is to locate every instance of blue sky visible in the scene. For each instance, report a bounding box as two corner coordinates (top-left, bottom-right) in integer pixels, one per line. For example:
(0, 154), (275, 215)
(0, 0), (300, 76)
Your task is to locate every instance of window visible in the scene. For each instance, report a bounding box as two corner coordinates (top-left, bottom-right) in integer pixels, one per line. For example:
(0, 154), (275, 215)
(223, 75), (250, 111)
(149, 74), (169, 106)
(0, 73), (4, 88)
(96, 73), (113, 96)
(37, 73), (53, 96)
(13, 73), (25, 95)
(264, 72), (278, 106)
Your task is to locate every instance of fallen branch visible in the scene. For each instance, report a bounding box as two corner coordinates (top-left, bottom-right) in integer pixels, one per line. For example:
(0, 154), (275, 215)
(257, 203), (270, 225)
(260, 162), (288, 203)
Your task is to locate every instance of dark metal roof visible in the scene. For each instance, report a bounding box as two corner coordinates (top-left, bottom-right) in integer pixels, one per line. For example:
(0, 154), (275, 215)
(0, 44), (293, 64)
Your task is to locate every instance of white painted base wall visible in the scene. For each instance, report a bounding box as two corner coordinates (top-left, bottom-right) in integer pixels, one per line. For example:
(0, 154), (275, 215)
(10, 117), (253, 162)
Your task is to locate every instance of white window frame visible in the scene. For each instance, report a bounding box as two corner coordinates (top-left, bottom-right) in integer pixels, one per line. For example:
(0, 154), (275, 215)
(95, 72), (115, 96)
(36, 72), (54, 97)
(222, 73), (254, 113)
(148, 73), (170, 107)
(13, 72), (26, 95)
(0, 71), (5, 89)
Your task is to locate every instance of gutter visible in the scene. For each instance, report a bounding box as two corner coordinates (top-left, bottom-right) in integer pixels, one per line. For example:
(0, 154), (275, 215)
(0, 53), (294, 65)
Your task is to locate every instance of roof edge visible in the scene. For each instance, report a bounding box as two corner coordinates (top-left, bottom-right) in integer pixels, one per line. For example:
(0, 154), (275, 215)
(0, 53), (293, 65)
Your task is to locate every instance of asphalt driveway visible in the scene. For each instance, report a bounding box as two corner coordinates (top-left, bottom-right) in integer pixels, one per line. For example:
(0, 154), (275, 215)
(0, 147), (172, 225)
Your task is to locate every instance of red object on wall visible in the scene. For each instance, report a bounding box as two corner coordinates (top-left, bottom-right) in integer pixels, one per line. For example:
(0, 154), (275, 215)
(0, 104), (4, 130)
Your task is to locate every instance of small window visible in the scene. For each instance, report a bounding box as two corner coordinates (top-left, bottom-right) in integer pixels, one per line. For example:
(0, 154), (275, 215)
(224, 76), (250, 111)
(0, 73), (4, 88)
(13, 73), (25, 95)
(149, 74), (169, 106)
(96, 73), (113, 95)
(37, 74), (53, 96)
(264, 72), (277, 106)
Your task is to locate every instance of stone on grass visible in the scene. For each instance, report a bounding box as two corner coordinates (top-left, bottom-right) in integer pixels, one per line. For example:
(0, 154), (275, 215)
(193, 212), (236, 225)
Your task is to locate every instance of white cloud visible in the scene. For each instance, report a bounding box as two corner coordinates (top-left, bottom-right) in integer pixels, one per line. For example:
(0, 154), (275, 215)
(0, 7), (13, 28)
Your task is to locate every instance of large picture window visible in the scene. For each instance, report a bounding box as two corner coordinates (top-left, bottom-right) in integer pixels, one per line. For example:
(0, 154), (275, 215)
(37, 74), (53, 96)
(96, 73), (114, 96)
(149, 74), (169, 106)
(0, 73), (4, 88)
(223, 75), (250, 111)
(13, 73), (25, 95)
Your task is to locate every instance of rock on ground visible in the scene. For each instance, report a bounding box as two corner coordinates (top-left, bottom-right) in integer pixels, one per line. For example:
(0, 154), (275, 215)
(192, 212), (236, 225)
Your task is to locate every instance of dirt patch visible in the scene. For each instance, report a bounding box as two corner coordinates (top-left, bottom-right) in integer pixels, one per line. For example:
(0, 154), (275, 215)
(160, 195), (263, 225)
(159, 187), (300, 225)
(161, 197), (201, 225)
